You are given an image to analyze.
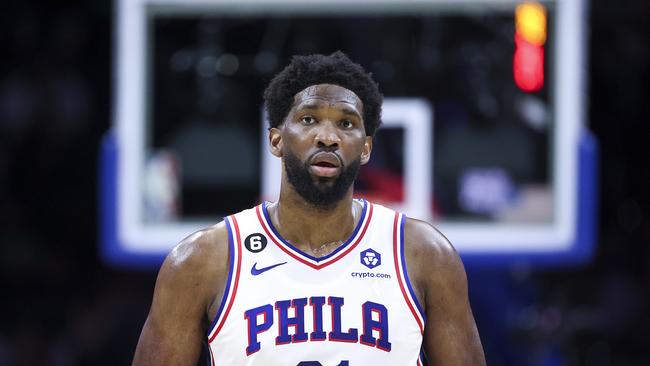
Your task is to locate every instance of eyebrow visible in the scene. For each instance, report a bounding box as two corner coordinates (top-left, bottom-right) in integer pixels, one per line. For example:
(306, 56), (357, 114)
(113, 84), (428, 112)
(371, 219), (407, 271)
(296, 102), (362, 119)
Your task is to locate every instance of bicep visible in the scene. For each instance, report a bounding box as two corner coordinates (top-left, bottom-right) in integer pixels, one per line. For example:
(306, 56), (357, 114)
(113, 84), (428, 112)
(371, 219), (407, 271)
(133, 314), (204, 366)
(422, 251), (485, 366)
(132, 256), (210, 365)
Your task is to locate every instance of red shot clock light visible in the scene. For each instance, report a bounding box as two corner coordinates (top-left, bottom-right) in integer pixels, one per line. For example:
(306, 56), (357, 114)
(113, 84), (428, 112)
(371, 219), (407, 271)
(514, 1), (547, 92)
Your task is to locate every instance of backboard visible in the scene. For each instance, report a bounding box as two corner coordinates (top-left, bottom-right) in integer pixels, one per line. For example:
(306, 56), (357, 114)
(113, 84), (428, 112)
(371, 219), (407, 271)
(102, 0), (597, 268)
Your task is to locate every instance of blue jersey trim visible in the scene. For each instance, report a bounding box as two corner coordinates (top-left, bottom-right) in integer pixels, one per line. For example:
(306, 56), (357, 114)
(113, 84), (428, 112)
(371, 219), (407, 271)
(206, 216), (236, 337)
(260, 199), (368, 263)
(400, 214), (427, 322)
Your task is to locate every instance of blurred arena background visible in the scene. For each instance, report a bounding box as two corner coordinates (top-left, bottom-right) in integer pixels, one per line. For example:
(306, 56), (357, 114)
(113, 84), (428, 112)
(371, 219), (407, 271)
(1, 0), (649, 365)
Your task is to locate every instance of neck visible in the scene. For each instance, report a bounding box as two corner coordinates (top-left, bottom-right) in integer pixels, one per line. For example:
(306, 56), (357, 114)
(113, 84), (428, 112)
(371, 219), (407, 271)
(269, 186), (360, 257)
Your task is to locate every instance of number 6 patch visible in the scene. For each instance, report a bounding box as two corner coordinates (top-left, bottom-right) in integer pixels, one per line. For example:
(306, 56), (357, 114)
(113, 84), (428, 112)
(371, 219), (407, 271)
(244, 233), (268, 253)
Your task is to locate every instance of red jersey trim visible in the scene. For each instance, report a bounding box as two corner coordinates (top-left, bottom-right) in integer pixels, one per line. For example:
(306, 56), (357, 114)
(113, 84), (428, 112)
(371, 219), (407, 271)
(393, 212), (425, 333)
(208, 215), (243, 343)
(255, 201), (373, 270)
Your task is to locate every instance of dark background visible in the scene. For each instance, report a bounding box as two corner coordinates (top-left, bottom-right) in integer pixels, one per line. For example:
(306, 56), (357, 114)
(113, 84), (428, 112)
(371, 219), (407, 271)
(1, 1), (649, 365)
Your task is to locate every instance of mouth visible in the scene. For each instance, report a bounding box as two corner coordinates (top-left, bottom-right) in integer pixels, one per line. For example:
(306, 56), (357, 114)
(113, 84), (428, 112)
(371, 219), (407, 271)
(309, 152), (342, 178)
(313, 161), (337, 168)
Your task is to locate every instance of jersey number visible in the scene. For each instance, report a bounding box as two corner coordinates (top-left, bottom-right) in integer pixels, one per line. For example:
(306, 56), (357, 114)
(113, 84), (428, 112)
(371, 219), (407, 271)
(250, 236), (263, 250)
(244, 233), (268, 253)
(297, 361), (349, 366)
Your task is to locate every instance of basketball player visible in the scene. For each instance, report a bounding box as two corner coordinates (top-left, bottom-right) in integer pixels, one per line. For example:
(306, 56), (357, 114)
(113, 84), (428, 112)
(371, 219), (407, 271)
(133, 51), (485, 365)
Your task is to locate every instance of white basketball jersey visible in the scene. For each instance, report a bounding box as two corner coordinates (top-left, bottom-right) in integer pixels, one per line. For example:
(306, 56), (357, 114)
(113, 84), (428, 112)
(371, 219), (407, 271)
(206, 200), (426, 366)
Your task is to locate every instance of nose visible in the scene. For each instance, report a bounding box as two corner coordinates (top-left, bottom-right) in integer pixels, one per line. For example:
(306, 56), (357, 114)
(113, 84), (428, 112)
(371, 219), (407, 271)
(313, 121), (340, 149)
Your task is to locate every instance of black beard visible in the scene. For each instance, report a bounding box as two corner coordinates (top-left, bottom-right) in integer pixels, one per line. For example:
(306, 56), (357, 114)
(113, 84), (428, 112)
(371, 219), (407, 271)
(283, 149), (361, 209)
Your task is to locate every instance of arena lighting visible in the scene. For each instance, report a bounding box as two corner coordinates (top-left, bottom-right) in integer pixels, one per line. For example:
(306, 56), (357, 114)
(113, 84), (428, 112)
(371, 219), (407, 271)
(516, 1), (547, 46)
(514, 33), (545, 92)
(514, 1), (547, 92)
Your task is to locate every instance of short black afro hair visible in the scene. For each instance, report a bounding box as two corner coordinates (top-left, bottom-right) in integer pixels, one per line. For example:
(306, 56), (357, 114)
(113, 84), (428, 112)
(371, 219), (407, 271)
(263, 51), (383, 137)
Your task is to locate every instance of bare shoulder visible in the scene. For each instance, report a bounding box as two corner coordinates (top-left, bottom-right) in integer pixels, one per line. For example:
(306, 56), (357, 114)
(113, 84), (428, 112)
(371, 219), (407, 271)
(164, 222), (229, 273)
(132, 222), (231, 365)
(153, 220), (231, 317)
(404, 218), (485, 366)
(403, 217), (464, 276)
(402, 217), (469, 309)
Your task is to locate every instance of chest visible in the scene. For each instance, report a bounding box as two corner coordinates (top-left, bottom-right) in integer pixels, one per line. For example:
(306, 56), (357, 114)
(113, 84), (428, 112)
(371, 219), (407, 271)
(206, 202), (426, 365)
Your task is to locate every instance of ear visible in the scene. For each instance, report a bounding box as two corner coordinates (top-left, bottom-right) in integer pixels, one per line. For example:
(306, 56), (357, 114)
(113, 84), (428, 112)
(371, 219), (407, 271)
(269, 127), (283, 157)
(360, 136), (373, 165)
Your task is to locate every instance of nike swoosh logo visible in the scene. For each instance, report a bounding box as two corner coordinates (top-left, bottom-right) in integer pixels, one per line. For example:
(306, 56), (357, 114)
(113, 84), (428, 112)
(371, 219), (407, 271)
(251, 261), (287, 276)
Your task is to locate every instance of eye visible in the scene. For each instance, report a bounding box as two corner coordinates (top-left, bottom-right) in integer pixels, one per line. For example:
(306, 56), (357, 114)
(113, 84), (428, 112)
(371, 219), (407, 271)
(300, 115), (316, 125)
(340, 120), (354, 129)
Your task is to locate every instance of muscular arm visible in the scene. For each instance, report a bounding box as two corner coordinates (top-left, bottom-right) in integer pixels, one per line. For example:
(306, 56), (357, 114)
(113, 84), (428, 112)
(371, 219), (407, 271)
(404, 218), (485, 366)
(132, 223), (229, 366)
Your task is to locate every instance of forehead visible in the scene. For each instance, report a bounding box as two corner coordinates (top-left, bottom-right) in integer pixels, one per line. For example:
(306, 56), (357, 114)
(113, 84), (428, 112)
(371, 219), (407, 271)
(292, 84), (363, 112)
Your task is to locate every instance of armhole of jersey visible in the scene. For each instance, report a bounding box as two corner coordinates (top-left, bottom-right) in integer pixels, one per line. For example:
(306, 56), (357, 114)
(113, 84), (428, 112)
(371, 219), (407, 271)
(418, 349), (427, 366)
(207, 340), (216, 366)
(393, 212), (427, 333)
(207, 215), (242, 343)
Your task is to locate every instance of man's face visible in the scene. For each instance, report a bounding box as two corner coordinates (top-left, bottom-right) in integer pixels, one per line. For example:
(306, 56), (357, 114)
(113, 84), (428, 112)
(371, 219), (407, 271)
(269, 84), (373, 208)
